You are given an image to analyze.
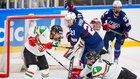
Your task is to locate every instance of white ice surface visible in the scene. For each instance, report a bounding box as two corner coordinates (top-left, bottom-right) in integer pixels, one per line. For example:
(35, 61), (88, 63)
(2, 47), (140, 79)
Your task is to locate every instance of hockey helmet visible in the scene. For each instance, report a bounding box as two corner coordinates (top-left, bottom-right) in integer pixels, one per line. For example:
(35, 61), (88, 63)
(113, 0), (122, 7)
(65, 12), (76, 20)
(90, 18), (100, 25)
(50, 25), (63, 41)
(90, 18), (101, 31)
(86, 51), (100, 62)
(51, 25), (63, 34)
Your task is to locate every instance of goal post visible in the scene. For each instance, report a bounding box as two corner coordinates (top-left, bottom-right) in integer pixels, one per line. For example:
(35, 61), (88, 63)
(0, 15), (66, 78)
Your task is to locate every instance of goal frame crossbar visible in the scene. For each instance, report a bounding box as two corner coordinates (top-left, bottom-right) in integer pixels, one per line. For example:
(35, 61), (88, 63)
(0, 15), (65, 78)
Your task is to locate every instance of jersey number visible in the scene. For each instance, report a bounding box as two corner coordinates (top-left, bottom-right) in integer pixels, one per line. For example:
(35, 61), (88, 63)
(83, 23), (95, 36)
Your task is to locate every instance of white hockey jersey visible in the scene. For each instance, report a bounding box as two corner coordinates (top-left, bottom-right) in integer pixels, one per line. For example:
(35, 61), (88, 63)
(91, 59), (122, 79)
(25, 26), (53, 56)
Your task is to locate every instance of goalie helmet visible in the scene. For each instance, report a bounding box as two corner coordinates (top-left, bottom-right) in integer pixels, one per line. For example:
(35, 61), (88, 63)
(65, 12), (76, 20)
(51, 25), (63, 34)
(86, 51), (100, 63)
(113, 0), (122, 7)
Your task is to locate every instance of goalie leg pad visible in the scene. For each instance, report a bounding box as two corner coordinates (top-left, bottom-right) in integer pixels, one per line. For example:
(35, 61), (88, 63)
(64, 46), (84, 60)
(41, 68), (49, 79)
(24, 65), (38, 79)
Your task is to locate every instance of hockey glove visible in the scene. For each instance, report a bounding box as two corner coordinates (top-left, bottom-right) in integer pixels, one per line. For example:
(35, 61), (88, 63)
(102, 23), (109, 32)
(122, 32), (128, 39)
(66, 32), (71, 42)
(28, 36), (36, 46)
(64, 2), (75, 11)
(38, 42), (53, 52)
(70, 68), (83, 79)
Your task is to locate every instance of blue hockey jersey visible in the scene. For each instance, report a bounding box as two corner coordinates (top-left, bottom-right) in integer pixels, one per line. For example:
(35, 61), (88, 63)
(67, 9), (103, 51)
(101, 9), (131, 33)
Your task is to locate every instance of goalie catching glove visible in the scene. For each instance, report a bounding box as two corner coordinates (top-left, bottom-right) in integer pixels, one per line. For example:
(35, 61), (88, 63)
(64, 38), (85, 60)
(38, 42), (53, 52)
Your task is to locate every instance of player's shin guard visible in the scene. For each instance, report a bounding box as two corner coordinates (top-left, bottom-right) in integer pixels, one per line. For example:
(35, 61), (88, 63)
(41, 69), (49, 79)
(24, 65), (38, 79)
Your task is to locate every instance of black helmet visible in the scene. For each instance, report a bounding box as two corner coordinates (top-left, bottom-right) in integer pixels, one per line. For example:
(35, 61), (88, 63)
(51, 25), (63, 34)
(86, 51), (100, 62)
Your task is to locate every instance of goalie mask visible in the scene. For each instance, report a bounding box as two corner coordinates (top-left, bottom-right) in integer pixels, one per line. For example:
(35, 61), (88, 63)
(86, 51), (100, 64)
(50, 25), (63, 41)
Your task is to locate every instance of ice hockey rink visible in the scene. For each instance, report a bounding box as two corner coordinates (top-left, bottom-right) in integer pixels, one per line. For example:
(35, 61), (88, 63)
(5, 46), (140, 79)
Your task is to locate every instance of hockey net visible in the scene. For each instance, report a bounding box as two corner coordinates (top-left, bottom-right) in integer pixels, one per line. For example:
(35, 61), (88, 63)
(0, 14), (81, 78)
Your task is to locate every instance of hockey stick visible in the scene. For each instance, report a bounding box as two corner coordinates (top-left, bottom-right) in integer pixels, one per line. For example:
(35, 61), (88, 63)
(68, 56), (74, 79)
(52, 45), (74, 49)
(45, 51), (80, 79)
(109, 29), (140, 43)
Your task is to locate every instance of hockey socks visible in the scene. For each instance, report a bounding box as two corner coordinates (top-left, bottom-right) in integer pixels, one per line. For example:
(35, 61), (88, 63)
(25, 71), (34, 79)
(114, 42), (121, 59)
(41, 69), (49, 79)
(24, 65), (38, 79)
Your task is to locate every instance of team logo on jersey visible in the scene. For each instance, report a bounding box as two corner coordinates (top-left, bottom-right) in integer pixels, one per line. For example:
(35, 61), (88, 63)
(108, 20), (120, 29)
(92, 66), (102, 74)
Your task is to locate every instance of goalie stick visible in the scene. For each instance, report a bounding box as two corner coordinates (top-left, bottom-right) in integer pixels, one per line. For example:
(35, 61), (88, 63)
(45, 51), (80, 79)
(52, 45), (74, 49)
(109, 29), (140, 43)
(68, 56), (74, 79)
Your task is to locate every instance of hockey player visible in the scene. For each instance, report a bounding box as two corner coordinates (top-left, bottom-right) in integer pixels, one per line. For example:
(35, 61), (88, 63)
(64, 2), (104, 67)
(101, 0), (131, 63)
(90, 18), (110, 56)
(80, 50), (139, 79)
(23, 25), (63, 79)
